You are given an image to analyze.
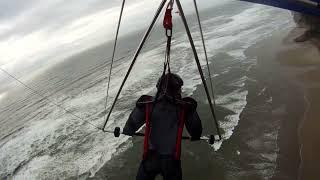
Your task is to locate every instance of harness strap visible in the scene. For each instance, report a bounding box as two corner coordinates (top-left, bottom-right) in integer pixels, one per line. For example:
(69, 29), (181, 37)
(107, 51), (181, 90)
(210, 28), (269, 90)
(175, 105), (186, 160)
(163, 1), (173, 32)
(163, 1), (174, 73)
(143, 103), (152, 160)
(142, 103), (186, 160)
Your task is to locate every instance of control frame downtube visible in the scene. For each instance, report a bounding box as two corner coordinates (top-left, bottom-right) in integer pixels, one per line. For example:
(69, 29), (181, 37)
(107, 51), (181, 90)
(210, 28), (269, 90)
(176, 0), (222, 140)
(102, 0), (168, 130)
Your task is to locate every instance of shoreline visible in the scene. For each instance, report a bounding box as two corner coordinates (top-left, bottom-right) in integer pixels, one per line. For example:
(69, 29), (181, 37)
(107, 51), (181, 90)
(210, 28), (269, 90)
(299, 93), (310, 180)
(275, 27), (320, 180)
(244, 28), (305, 179)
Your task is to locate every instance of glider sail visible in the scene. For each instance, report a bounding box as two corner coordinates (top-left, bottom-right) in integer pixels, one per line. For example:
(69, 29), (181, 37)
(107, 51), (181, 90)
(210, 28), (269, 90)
(239, 0), (320, 16)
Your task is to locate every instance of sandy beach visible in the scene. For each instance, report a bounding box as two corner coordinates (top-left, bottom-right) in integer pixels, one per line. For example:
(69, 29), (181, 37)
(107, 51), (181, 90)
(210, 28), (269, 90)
(243, 26), (320, 180)
(248, 27), (320, 180)
(277, 28), (320, 180)
(243, 29), (302, 180)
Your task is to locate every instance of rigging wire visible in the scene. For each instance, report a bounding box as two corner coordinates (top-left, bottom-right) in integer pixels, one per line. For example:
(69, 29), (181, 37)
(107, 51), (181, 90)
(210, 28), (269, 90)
(102, 0), (168, 130)
(0, 68), (103, 133)
(175, 0), (222, 140)
(104, 0), (126, 126)
(192, 0), (222, 138)
(192, 0), (216, 103)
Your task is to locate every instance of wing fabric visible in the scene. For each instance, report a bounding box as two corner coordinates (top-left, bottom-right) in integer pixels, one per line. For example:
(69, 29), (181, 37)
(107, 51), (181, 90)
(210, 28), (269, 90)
(239, 0), (320, 16)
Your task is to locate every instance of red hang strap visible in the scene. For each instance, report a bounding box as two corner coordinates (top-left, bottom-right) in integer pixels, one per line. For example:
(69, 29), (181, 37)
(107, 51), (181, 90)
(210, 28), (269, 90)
(143, 103), (151, 160)
(163, 1), (174, 37)
(174, 105), (186, 160)
(163, 8), (173, 30)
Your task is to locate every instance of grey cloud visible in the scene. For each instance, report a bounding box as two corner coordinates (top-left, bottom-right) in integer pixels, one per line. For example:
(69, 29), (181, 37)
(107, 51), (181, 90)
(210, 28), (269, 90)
(0, 0), (229, 88)
(0, 0), (127, 39)
(0, 0), (40, 20)
(0, 0), (216, 40)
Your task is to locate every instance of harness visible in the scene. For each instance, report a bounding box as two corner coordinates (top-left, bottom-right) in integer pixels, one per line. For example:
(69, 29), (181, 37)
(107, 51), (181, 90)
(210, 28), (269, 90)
(140, 1), (187, 160)
(142, 100), (186, 160)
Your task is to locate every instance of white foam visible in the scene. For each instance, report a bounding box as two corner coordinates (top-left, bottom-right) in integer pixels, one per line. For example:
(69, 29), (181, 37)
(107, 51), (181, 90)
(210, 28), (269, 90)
(245, 58), (258, 72)
(211, 139), (223, 151)
(258, 87), (267, 96)
(236, 150), (240, 155)
(227, 49), (246, 60)
(205, 4), (292, 59)
(201, 15), (228, 25)
(267, 97), (272, 103)
(210, 89), (248, 151)
(13, 155), (53, 179)
(0, 106), (131, 179)
(0, 112), (66, 177)
(221, 68), (230, 75)
(229, 76), (248, 88)
(216, 89), (248, 111)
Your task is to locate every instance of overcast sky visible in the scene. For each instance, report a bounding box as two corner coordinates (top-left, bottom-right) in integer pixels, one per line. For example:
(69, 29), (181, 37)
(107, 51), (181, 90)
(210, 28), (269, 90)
(0, 0), (153, 71)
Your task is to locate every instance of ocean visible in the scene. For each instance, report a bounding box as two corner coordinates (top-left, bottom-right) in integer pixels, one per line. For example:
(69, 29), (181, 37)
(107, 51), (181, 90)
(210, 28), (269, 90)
(0, 1), (295, 179)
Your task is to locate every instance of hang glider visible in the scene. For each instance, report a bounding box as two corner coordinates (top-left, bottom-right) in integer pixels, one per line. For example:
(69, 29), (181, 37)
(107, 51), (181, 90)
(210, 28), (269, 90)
(239, 0), (320, 16)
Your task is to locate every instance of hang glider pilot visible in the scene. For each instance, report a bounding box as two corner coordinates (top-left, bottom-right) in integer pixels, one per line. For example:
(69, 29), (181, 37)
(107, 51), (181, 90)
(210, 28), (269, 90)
(123, 73), (203, 180)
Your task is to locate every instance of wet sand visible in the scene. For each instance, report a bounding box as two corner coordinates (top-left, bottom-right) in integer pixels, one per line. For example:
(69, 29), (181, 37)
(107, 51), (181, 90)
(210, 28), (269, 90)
(245, 29), (305, 180)
(277, 28), (320, 180)
(248, 27), (320, 180)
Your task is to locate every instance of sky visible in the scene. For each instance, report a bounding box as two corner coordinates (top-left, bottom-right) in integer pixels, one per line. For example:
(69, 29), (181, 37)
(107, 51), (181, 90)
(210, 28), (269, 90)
(0, 0), (229, 95)
(0, 0), (151, 72)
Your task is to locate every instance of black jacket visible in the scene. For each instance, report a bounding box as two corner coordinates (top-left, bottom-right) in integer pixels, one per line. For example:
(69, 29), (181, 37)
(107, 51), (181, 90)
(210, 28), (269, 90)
(123, 95), (202, 155)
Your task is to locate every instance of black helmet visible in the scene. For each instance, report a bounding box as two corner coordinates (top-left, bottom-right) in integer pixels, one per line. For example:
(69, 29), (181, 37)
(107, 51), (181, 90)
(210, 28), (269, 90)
(156, 73), (183, 96)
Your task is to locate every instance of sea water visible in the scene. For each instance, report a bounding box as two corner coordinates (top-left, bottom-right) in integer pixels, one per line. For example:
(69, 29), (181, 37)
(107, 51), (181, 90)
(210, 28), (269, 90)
(0, 1), (293, 179)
